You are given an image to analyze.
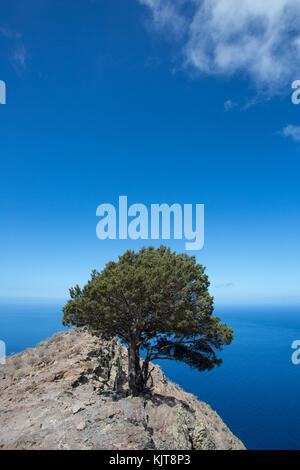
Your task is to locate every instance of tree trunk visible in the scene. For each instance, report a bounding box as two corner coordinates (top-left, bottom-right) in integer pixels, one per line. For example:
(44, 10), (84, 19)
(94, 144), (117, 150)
(128, 343), (144, 396)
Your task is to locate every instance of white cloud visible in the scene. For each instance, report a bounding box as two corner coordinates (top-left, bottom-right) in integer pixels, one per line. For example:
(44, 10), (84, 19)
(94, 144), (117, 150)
(282, 125), (300, 142)
(139, 0), (300, 95)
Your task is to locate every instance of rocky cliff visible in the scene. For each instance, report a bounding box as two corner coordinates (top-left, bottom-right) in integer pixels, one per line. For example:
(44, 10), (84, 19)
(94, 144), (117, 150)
(0, 328), (245, 450)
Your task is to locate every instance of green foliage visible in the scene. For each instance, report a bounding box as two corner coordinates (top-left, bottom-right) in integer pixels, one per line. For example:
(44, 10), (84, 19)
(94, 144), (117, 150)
(62, 246), (233, 394)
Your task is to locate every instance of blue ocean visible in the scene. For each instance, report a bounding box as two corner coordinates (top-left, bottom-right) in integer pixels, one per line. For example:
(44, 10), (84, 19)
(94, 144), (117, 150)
(0, 300), (299, 450)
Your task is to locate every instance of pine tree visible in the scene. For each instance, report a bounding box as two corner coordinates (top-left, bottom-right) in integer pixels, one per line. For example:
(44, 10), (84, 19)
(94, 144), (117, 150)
(62, 246), (233, 396)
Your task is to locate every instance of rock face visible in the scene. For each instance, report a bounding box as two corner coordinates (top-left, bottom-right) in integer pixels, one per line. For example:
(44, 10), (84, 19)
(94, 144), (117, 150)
(0, 328), (245, 450)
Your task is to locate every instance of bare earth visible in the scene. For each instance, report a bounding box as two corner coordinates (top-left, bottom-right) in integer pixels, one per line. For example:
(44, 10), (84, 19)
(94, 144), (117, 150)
(0, 328), (245, 450)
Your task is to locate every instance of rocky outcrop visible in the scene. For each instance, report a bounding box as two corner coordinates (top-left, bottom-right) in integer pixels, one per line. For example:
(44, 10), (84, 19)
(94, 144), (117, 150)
(0, 328), (245, 450)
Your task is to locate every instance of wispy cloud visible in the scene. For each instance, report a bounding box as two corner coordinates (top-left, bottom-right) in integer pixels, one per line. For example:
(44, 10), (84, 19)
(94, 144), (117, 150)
(282, 125), (300, 142)
(139, 0), (300, 96)
(0, 26), (27, 74)
(224, 99), (236, 111)
(0, 27), (21, 40)
(140, 0), (187, 37)
(11, 43), (27, 73)
(215, 282), (234, 289)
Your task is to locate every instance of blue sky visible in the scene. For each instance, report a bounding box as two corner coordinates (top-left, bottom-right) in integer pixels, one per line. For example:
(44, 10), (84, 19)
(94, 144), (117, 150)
(0, 0), (300, 306)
